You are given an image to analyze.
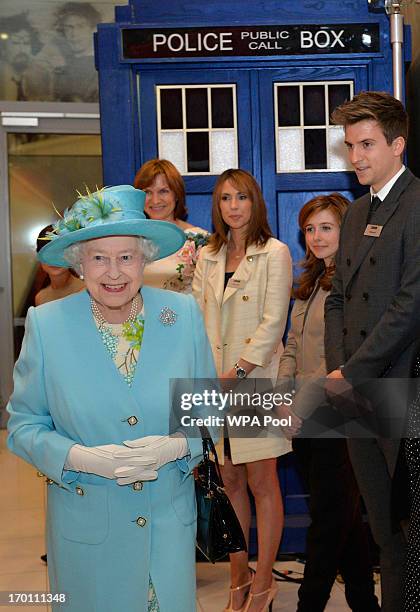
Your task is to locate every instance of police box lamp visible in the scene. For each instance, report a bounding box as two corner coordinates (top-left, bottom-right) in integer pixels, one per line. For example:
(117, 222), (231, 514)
(367, 0), (392, 11)
(368, 0), (419, 12)
(368, 0), (407, 101)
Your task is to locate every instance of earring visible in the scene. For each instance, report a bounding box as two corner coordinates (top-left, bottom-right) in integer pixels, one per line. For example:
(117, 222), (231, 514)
(79, 274), (84, 280)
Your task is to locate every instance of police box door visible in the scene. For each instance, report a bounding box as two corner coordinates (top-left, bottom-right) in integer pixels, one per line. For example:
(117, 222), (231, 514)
(137, 64), (368, 246)
(258, 65), (369, 262)
(136, 62), (369, 551)
(138, 68), (254, 230)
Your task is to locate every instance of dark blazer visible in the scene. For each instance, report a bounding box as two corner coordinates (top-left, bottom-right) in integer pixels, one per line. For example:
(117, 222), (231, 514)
(325, 168), (420, 380)
(325, 168), (420, 525)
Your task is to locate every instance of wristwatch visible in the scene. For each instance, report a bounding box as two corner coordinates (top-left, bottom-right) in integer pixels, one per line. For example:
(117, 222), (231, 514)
(234, 363), (247, 379)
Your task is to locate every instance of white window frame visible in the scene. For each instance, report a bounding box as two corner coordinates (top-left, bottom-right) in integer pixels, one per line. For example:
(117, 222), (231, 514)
(274, 80), (354, 173)
(156, 84), (238, 175)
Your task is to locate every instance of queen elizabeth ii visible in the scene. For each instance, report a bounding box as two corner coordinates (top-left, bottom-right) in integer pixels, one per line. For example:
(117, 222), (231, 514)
(7, 185), (217, 612)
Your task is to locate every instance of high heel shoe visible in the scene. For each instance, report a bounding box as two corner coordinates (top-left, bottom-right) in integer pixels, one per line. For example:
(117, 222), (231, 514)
(224, 568), (255, 612)
(242, 577), (278, 612)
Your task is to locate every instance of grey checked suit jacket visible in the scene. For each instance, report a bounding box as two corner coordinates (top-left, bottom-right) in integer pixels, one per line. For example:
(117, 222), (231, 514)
(325, 168), (420, 381)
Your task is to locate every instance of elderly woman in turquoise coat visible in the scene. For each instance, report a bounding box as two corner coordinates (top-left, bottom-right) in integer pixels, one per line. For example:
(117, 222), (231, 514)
(7, 185), (217, 612)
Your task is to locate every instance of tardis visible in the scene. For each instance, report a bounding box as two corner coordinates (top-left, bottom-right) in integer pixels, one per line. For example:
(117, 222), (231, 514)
(95, 0), (411, 552)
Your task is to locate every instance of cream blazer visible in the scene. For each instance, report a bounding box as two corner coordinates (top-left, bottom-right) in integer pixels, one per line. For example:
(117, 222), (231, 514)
(277, 285), (329, 419)
(193, 238), (292, 464)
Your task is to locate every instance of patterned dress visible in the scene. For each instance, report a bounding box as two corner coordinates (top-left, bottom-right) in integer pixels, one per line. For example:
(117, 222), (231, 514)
(93, 308), (160, 612)
(143, 227), (209, 293)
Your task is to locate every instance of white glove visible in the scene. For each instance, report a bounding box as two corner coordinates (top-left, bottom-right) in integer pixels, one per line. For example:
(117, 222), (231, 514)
(112, 434), (189, 485)
(65, 443), (158, 482)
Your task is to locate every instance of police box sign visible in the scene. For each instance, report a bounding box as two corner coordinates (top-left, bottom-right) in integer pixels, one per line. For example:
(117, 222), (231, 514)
(122, 24), (379, 59)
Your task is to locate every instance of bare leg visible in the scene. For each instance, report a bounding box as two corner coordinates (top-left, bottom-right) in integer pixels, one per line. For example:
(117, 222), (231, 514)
(245, 458), (283, 612)
(221, 458), (252, 610)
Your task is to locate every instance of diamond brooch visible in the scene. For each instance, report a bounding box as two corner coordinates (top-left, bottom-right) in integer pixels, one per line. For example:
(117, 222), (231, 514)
(159, 306), (177, 326)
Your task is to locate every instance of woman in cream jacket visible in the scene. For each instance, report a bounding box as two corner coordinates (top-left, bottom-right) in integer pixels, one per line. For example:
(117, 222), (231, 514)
(193, 169), (292, 612)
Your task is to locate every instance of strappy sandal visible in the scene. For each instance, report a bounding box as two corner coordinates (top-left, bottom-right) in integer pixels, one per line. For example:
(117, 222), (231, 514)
(242, 577), (278, 612)
(224, 567), (255, 612)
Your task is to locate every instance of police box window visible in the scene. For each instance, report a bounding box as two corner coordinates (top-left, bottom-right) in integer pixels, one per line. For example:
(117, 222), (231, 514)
(157, 84), (238, 175)
(275, 81), (354, 173)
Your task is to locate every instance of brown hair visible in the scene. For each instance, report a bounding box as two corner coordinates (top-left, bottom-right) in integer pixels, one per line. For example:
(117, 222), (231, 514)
(293, 193), (349, 300)
(209, 168), (273, 253)
(331, 91), (408, 145)
(133, 159), (187, 220)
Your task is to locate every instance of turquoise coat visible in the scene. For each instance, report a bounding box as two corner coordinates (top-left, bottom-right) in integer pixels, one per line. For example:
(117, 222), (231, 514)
(7, 288), (217, 612)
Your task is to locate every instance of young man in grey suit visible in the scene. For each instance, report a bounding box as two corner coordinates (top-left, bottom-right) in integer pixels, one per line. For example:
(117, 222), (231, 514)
(325, 91), (420, 612)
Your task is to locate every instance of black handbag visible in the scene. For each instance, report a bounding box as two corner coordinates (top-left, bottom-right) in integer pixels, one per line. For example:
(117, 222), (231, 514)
(195, 427), (247, 563)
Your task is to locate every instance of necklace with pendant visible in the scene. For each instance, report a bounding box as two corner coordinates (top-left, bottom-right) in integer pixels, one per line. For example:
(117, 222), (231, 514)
(227, 242), (244, 259)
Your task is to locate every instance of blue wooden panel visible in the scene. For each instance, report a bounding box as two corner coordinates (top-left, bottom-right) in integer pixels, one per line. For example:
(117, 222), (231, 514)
(185, 194), (213, 231)
(126, 0), (385, 24)
(258, 64), (370, 236)
(96, 25), (138, 184)
(136, 68), (253, 176)
(248, 454), (310, 555)
(279, 453), (310, 554)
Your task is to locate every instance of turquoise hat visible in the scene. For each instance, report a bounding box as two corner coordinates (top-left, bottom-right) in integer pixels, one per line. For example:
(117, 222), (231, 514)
(38, 185), (185, 267)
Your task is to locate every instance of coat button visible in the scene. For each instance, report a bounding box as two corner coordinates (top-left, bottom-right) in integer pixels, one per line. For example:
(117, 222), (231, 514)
(246, 256), (253, 262)
(346, 258), (351, 266)
(360, 329), (367, 337)
(136, 516), (147, 527)
(343, 328), (348, 336)
(245, 338), (251, 344)
(127, 416), (138, 426)
(362, 292), (369, 301)
(242, 295), (249, 301)
(369, 257), (376, 265)
(132, 481), (143, 491)
(75, 486), (85, 496)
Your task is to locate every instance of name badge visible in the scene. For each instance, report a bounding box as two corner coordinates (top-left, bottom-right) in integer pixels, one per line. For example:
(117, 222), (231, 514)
(364, 224), (383, 237)
(227, 278), (246, 289)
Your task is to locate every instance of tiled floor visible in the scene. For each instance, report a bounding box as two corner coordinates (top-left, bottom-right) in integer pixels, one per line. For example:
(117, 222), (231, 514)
(0, 430), (380, 611)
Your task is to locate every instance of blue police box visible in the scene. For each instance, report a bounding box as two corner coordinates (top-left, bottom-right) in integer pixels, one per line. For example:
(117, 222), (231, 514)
(95, 0), (411, 553)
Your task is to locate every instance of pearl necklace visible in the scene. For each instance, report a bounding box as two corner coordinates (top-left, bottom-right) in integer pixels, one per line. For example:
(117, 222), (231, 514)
(90, 294), (141, 327)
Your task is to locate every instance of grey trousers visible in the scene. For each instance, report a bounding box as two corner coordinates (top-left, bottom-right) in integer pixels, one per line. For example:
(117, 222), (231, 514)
(347, 438), (407, 612)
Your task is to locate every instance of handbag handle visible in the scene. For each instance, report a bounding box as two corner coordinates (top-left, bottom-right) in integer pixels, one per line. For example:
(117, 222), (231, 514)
(198, 425), (225, 488)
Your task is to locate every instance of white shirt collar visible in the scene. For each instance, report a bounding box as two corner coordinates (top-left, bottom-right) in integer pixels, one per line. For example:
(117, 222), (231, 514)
(370, 165), (406, 201)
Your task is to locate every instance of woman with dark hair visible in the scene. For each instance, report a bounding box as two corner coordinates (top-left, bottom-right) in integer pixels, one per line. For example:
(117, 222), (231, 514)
(278, 193), (379, 612)
(35, 225), (84, 306)
(193, 168), (292, 612)
(134, 159), (208, 293)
